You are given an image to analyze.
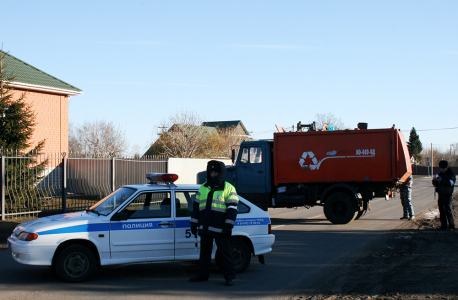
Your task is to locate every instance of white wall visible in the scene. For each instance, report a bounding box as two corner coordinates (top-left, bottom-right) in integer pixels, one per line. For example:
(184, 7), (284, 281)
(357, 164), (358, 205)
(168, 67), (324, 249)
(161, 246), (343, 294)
(168, 158), (232, 184)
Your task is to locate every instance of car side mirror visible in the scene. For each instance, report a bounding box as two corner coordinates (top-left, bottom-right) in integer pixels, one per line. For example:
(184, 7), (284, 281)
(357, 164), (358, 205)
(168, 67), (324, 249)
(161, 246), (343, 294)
(111, 211), (128, 221)
(231, 149), (235, 164)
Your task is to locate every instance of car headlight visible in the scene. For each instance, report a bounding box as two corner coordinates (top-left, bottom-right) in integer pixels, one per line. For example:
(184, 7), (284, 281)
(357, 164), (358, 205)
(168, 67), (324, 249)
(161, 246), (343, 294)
(17, 232), (38, 241)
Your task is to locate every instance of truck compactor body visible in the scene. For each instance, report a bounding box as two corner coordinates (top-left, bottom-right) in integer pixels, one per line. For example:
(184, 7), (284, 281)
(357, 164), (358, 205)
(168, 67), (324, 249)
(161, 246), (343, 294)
(198, 126), (412, 224)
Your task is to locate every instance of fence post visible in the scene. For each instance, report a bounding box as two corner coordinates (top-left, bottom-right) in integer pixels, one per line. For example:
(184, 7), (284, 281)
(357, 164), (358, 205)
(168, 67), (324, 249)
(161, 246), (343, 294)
(62, 153), (67, 213)
(111, 157), (116, 192)
(1, 152), (5, 220)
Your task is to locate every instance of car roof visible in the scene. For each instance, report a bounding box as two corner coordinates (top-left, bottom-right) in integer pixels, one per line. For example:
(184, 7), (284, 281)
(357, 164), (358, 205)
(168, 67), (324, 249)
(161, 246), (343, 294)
(122, 183), (201, 191)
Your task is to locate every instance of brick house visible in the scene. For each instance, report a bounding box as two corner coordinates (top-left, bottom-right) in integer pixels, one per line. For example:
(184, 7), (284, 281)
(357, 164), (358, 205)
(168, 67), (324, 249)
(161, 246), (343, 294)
(1, 50), (82, 154)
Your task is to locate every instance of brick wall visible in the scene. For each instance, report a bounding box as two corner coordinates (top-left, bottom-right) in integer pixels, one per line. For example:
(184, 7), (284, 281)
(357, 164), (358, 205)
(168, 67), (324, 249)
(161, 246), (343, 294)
(10, 89), (69, 154)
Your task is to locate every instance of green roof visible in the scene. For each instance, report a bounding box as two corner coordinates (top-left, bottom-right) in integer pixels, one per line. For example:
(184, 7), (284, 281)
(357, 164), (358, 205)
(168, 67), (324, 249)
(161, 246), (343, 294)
(202, 120), (249, 135)
(172, 124), (216, 135)
(1, 50), (81, 93)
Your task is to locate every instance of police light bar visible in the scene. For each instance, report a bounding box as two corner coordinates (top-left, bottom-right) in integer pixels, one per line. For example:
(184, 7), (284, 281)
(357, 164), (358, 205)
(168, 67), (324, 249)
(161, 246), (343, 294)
(146, 173), (179, 183)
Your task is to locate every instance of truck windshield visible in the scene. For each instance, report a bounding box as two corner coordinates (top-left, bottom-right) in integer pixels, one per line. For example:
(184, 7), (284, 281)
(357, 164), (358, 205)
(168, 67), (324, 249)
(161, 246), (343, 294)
(89, 187), (137, 216)
(240, 146), (262, 164)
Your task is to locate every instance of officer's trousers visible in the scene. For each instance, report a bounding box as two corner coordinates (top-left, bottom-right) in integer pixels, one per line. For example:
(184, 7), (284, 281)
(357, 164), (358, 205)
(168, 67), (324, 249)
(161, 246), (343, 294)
(197, 234), (236, 280)
(438, 193), (455, 229)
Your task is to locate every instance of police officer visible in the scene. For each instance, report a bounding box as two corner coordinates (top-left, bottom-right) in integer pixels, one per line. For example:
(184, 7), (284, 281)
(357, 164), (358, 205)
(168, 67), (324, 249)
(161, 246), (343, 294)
(432, 160), (456, 231)
(189, 160), (239, 286)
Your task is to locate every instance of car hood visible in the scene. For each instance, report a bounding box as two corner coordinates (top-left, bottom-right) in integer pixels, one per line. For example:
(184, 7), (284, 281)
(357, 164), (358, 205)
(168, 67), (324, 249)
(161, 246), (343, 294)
(14, 211), (104, 234)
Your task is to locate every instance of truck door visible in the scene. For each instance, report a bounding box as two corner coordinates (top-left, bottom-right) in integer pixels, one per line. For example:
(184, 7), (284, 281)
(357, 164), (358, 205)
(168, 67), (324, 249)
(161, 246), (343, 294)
(236, 145), (269, 194)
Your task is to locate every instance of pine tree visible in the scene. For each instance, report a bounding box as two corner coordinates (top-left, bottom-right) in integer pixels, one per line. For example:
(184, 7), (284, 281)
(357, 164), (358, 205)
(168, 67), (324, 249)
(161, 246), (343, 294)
(1, 50), (46, 212)
(407, 127), (423, 164)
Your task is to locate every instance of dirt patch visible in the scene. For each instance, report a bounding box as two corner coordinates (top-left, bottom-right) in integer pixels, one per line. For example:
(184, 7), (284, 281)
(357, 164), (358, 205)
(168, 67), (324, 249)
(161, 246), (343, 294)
(284, 193), (458, 300)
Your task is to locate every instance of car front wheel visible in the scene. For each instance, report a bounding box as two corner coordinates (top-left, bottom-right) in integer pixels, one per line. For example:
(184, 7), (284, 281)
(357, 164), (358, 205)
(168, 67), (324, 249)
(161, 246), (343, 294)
(54, 244), (96, 282)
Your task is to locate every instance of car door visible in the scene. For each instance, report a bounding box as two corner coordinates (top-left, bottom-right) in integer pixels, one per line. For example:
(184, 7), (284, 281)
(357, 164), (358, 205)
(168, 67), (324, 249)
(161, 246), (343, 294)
(110, 191), (175, 261)
(173, 190), (200, 259)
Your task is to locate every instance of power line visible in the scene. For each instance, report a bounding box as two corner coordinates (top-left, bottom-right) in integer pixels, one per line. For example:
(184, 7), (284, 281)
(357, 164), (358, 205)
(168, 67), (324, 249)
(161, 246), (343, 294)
(402, 127), (458, 132)
(250, 130), (275, 136)
(417, 126), (458, 132)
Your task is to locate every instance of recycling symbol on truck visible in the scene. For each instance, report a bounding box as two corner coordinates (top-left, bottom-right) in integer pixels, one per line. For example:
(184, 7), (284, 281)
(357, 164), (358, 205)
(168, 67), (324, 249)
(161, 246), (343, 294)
(299, 151), (320, 170)
(299, 149), (376, 171)
(299, 150), (339, 171)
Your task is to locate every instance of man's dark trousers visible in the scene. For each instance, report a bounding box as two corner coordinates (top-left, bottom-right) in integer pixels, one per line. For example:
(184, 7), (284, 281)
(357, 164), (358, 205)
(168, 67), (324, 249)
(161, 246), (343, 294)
(197, 234), (236, 280)
(438, 193), (455, 229)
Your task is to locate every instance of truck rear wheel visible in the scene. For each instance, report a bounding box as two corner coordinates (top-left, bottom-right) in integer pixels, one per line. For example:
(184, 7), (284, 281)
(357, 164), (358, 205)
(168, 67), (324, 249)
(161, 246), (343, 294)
(355, 200), (368, 220)
(324, 192), (358, 224)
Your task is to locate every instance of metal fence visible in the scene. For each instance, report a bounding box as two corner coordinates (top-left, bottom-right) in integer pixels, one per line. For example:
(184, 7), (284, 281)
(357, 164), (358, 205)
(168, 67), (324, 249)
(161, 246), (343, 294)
(0, 151), (167, 219)
(412, 165), (458, 176)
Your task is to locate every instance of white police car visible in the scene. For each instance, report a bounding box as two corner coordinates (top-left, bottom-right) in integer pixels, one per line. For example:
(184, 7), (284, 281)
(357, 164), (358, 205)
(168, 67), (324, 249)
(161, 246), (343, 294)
(8, 173), (275, 282)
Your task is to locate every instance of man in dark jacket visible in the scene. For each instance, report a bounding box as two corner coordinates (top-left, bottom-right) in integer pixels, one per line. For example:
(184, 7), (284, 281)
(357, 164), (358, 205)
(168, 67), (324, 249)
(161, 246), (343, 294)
(189, 160), (239, 286)
(432, 160), (456, 231)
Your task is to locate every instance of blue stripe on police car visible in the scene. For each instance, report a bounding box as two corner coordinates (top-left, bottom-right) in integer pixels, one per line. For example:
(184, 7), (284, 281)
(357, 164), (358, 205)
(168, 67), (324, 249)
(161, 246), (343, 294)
(37, 217), (270, 236)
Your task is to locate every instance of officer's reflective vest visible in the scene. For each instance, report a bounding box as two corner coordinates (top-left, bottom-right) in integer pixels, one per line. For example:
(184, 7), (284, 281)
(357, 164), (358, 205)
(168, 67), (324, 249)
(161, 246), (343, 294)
(190, 181), (239, 236)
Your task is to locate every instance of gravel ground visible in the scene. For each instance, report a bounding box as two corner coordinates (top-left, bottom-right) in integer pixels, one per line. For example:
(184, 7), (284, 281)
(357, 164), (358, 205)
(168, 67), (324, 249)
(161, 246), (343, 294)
(2, 194), (458, 300)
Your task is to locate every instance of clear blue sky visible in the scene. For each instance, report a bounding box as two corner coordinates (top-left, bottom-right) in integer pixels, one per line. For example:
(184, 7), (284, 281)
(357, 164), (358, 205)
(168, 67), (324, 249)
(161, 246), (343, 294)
(3, 1), (457, 155)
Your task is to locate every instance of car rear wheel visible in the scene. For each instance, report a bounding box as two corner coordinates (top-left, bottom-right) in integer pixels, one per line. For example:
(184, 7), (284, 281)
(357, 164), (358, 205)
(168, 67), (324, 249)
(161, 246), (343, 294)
(54, 244), (96, 282)
(216, 238), (251, 274)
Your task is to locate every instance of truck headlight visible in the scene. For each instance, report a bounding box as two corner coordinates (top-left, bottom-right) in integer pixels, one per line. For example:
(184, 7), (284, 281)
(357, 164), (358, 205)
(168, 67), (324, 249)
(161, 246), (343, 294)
(17, 232), (38, 241)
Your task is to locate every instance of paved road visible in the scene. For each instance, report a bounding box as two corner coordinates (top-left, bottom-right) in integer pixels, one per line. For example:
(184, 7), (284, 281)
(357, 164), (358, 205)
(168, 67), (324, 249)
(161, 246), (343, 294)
(0, 178), (437, 300)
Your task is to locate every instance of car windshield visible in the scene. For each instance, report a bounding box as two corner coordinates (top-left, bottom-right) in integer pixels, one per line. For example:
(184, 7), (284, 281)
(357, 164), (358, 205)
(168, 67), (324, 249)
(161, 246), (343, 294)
(89, 187), (137, 216)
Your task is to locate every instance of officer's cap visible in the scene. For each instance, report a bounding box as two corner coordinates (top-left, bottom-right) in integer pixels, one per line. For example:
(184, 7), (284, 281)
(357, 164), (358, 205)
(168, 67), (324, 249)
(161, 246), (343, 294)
(439, 160), (448, 168)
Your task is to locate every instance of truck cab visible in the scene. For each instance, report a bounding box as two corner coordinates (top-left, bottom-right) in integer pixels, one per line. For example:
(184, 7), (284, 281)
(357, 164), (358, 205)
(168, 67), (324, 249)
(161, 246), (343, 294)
(226, 140), (273, 210)
(197, 140), (273, 211)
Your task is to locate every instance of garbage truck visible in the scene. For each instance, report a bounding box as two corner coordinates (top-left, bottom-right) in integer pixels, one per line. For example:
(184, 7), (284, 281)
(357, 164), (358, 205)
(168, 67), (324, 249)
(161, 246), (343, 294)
(198, 123), (412, 224)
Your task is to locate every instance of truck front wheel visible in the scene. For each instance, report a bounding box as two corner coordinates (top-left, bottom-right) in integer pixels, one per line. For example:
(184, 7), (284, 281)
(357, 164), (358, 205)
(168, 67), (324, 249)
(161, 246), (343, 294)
(324, 192), (358, 224)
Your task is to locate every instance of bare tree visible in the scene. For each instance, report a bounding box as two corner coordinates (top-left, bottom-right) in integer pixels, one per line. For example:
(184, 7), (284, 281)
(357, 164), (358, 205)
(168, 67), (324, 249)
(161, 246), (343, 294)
(69, 120), (128, 158)
(68, 123), (83, 156)
(451, 142), (458, 167)
(314, 113), (345, 130)
(427, 142), (458, 167)
(204, 125), (249, 158)
(151, 110), (208, 158)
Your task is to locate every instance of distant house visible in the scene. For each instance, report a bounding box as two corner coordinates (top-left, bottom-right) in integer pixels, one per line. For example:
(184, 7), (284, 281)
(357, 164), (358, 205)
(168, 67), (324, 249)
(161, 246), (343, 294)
(201, 120), (250, 137)
(144, 120), (250, 157)
(1, 50), (82, 154)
